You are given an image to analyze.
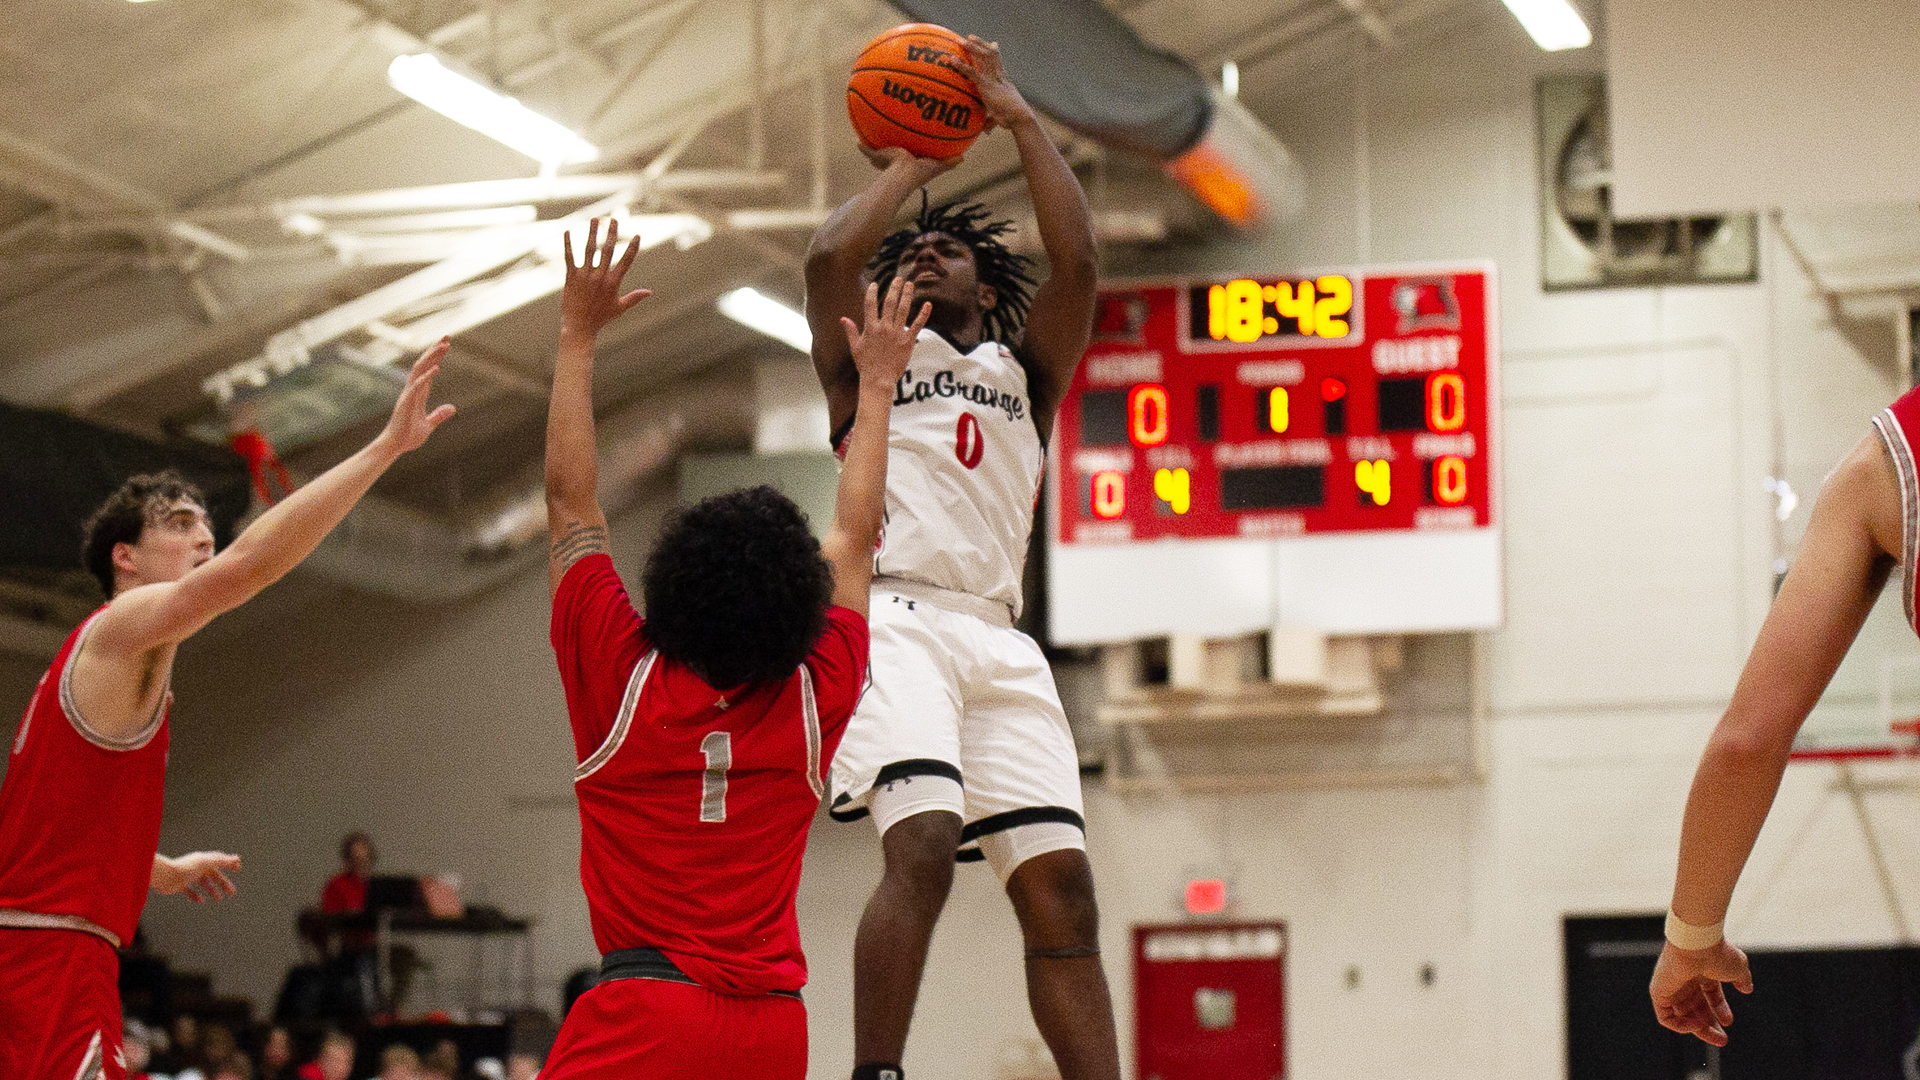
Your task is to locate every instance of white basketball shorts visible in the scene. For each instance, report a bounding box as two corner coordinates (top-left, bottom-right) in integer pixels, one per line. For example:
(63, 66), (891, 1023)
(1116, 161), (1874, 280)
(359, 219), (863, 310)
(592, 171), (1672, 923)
(828, 578), (1086, 881)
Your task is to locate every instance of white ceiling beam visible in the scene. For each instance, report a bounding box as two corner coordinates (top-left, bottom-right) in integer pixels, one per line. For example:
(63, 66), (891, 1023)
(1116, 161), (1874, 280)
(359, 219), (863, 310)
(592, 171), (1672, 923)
(0, 126), (251, 263)
(220, 169), (779, 221)
(0, 124), (168, 211)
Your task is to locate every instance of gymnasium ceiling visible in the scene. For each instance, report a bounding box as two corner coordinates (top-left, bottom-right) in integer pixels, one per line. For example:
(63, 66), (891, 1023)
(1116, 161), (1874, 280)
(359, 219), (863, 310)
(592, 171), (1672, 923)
(0, 0), (1518, 523)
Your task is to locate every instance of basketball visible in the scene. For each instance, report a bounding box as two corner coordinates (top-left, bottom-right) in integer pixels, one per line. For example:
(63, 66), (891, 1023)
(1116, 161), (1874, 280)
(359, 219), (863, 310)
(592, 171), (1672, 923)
(847, 23), (986, 160)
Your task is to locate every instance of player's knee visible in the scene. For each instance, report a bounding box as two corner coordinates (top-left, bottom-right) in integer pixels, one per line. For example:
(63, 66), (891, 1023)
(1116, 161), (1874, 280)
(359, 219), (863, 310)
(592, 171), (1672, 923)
(1008, 849), (1101, 946)
(880, 810), (962, 899)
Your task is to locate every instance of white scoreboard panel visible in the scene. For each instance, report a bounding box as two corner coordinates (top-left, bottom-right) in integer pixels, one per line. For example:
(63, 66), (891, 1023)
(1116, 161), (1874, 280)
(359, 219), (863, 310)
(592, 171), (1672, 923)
(1046, 264), (1503, 644)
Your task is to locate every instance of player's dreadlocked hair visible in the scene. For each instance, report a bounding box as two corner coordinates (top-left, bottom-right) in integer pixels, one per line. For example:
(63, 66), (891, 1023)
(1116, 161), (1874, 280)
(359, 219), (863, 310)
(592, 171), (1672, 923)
(866, 194), (1036, 345)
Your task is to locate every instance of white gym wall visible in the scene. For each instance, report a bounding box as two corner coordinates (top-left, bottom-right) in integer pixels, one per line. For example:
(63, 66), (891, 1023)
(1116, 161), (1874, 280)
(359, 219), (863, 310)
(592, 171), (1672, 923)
(1605, 0), (1920, 216)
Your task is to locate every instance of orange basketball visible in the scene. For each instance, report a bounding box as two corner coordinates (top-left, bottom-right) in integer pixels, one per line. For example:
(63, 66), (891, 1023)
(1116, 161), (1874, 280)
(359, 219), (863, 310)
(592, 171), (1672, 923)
(847, 23), (986, 160)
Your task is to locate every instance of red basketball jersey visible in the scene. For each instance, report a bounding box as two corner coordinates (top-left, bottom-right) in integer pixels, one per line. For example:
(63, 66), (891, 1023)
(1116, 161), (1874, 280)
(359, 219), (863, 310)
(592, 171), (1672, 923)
(1875, 386), (1920, 634)
(0, 608), (171, 947)
(551, 554), (867, 996)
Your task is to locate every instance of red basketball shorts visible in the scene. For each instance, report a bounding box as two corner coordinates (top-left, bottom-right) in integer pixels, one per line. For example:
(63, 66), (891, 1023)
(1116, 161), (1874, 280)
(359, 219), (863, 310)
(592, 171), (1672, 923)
(0, 927), (124, 1080)
(540, 977), (806, 1080)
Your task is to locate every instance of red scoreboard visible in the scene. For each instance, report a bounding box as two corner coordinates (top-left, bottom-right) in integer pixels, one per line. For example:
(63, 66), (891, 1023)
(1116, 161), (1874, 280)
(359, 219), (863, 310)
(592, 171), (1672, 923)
(1047, 265), (1502, 643)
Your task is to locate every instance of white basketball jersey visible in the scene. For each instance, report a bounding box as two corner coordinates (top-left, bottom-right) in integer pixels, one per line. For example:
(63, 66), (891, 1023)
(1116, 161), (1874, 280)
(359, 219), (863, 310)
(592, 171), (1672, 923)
(863, 329), (1045, 615)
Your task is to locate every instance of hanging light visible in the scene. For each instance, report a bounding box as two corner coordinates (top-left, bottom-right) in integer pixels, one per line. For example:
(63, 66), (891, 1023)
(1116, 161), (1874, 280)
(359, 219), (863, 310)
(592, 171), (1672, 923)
(388, 54), (599, 166)
(1497, 0), (1591, 51)
(717, 288), (811, 353)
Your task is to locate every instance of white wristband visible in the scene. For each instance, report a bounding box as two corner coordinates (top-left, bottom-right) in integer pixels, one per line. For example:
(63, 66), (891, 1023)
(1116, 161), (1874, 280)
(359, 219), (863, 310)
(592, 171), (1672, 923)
(1665, 910), (1724, 951)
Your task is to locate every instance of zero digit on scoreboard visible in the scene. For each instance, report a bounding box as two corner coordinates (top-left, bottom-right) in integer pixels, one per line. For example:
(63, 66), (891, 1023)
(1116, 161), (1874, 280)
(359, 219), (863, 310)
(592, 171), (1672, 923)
(1430, 455), (1470, 506)
(1129, 383), (1171, 447)
(1427, 372), (1467, 433)
(1091, 470), (1126, 519)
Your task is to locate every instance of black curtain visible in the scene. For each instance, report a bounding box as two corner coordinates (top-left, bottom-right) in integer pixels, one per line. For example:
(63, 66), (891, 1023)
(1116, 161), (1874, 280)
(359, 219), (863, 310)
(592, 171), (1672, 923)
(0, 401), (250, 589)
(1567, 913), (1920, 1079)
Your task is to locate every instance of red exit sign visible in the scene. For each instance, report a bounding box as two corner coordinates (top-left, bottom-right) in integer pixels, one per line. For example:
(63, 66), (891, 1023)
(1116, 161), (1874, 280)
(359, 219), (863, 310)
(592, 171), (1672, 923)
(1057, 270), (1495, 545)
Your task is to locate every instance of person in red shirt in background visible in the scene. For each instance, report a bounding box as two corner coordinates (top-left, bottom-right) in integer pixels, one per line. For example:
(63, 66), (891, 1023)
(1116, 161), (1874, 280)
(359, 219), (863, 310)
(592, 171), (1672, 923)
(320, 833), (376, 916)
(296, 1030), (355, 1080)
(536, 220), (925, 1079)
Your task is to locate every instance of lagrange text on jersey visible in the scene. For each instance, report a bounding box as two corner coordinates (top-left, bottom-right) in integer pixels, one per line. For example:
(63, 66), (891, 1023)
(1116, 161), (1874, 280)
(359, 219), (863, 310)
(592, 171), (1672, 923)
(891, 367), (1028, 424)
(872, 332), (1046, 615)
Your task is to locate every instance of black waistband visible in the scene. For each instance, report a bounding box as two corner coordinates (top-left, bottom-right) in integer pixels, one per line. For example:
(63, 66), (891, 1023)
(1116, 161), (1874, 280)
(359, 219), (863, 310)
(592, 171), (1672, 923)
(599, 947), (801, 1000)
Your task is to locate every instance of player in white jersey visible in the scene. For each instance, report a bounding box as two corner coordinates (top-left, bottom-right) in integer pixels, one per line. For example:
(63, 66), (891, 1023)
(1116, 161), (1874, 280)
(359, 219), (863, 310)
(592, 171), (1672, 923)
(804, 36), (1113, 1080)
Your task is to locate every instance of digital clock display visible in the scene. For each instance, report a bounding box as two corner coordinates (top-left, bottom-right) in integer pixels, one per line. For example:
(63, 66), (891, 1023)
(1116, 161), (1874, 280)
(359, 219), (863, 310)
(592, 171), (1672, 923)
(1055, 269), (1496, 545)
(1187, 276), (1359, 345)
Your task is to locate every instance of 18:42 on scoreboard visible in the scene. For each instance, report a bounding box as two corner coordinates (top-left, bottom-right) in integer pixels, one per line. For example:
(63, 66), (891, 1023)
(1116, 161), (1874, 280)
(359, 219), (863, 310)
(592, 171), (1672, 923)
(1046, 266), (1502, 644)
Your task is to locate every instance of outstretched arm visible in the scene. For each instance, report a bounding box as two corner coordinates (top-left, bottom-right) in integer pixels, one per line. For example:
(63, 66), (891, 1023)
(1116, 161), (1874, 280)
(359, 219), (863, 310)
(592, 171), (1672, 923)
(956, 36), (1097, 423)
(806, 149), (958, 432)
(92, 345), (456, 655)
(821, 278), (929, 617)
(1650, 434), (1902, 1045)
(152, 851), (240, 903)
(547, 219), (650, 596)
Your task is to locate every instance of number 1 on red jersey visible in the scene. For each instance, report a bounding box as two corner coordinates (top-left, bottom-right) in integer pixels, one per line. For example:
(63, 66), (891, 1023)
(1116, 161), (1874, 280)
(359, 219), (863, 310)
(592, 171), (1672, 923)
(700, 731), (731, 822)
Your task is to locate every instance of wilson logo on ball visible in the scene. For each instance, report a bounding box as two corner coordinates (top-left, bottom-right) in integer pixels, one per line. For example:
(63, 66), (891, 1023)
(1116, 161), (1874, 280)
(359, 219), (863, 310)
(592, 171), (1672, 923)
(879, 79), (973, 130)
(848, 23), (986, 159)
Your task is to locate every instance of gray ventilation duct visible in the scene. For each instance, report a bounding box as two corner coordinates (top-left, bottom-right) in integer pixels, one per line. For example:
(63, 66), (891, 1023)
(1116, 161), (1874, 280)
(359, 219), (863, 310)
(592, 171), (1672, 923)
(888, 0), (1304, 227)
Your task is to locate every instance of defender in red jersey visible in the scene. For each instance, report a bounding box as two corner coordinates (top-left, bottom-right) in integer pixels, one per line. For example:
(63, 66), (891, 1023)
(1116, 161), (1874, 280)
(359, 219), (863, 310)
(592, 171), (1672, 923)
(1651, 385), (1920, 1045)
(539, 219), (925, 1079)
(0, 347), (454, 1080)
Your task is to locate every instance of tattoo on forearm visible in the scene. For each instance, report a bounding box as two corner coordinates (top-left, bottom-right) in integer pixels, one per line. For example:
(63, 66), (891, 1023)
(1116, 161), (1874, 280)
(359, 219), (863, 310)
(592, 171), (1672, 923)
(549, 522), (610, 571)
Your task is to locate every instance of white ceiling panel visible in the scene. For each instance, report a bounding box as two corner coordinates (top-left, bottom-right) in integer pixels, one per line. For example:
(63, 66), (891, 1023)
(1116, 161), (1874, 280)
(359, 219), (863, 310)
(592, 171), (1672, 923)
(1606, 0), (1920, 216)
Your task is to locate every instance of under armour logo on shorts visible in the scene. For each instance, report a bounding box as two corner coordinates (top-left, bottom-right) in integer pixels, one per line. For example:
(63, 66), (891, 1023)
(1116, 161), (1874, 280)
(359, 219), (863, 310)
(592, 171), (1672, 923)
(879, 1071), (900, 1080)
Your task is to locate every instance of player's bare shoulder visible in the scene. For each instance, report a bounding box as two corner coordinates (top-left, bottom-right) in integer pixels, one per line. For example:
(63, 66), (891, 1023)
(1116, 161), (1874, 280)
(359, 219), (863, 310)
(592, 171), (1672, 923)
(1830, 432), (1905, 562)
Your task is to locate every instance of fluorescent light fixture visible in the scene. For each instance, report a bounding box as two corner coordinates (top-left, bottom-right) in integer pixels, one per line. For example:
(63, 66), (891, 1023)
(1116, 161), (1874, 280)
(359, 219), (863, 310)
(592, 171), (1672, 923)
(610, 211), (713, 252)
(281, 212), (327, 238)
(1221, 61), (1239, 100)
(346, 205), (539, 233)
(1497, 0), (1591, 51)
(388, 54), (599, 165)
(717, 287), (811, 353)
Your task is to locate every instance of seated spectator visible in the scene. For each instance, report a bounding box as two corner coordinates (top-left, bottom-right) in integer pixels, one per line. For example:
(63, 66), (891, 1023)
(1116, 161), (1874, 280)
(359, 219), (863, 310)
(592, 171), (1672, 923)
(154, 1014), (206, 1077)
(124, 1018), (157, 1080)
(505, 1052), (541, 1080)
(208, 1053), (254, 1080)
(201, 1024), (241, 1074)
(257, 1025), (299, 1080)
(420, 1040), (459, 1080)
(297, 1029), (355, 1080)
(374, 1044), (421, 1080)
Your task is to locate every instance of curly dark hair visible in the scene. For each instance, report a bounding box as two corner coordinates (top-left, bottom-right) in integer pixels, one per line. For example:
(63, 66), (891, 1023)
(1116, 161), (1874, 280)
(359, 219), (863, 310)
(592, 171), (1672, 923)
(641, 486), (834, 689)
(866, 195), (1036, 345)
(81, 471), (206, 599)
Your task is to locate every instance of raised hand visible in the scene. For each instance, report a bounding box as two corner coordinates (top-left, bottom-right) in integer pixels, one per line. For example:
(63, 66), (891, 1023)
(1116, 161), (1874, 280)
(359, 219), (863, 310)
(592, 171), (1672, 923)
(562, 217), (652, 339)
(153, 851), (241, 903)
(1650, 940), (1754, 1046)
(380, 338), (458, 454)
(841, 277), (930, 388)
(954, 37), (1035, 130)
